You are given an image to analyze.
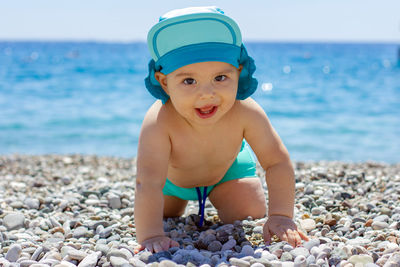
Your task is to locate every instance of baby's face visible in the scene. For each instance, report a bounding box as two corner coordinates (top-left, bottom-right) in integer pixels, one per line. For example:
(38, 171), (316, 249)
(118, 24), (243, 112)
(155, 61), (242, 125)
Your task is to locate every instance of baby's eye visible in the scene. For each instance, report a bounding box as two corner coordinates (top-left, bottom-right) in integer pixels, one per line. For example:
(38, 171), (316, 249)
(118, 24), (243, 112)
(183, 78), (196, 85)
(215, 75), (227, 82)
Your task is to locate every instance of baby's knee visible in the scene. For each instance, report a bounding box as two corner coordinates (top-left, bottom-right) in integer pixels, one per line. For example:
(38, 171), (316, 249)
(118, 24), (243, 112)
(163, 210), (185, 218)
(219, 201), (267, 223)
(246, 201), (267, 219)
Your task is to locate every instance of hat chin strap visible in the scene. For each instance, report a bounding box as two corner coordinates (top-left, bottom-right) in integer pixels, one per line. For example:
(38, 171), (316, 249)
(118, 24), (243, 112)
(196, 186), (208, 227)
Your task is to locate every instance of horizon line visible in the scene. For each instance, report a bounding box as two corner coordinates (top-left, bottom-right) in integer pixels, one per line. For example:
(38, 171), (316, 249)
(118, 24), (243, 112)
(1, 38), (400, 45)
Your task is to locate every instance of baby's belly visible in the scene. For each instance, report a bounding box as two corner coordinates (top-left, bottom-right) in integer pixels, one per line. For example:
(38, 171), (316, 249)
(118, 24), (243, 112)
(167, 159), (235, 188)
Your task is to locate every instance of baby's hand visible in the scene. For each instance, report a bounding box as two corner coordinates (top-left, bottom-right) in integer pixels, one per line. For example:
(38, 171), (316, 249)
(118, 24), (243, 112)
(263, 215), (309, 247)
(134, 235), (179, 254)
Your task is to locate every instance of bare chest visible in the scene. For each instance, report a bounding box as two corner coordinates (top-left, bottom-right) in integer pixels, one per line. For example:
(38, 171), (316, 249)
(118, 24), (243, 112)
(167, 134), (243, 187)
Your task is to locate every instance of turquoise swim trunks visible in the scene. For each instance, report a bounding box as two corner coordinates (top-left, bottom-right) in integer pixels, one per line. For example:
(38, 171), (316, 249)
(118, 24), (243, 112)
(163, 140), (257, 201)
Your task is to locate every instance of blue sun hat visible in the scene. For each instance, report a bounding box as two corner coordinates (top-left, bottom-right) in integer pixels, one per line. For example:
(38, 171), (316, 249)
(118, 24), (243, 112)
(144, 6), (258, 104)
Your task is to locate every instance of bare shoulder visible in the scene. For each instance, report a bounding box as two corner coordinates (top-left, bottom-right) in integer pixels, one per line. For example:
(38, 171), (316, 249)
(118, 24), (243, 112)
(234, 97), (268, 122)
(142, 101), (169, 127)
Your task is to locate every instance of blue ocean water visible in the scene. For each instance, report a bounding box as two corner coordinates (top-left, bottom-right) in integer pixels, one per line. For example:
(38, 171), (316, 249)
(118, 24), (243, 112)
(0, 42), (399, 162)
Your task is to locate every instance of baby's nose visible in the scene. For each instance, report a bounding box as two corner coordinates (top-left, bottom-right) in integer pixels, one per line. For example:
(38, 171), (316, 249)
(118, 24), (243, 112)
(199, 84), (216, 99)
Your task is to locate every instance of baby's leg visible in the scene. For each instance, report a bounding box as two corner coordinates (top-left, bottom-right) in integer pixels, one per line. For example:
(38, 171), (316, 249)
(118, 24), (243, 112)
(163, 195), (188, 217)
(208, 177), (267, 223)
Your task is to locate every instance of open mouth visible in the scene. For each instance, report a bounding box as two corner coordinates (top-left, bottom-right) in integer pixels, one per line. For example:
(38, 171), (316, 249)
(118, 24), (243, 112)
(195, 105), (218, 119)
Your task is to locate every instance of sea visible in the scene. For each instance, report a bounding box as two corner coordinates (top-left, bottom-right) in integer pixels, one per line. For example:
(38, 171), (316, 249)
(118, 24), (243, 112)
(0, 41), (399, 163)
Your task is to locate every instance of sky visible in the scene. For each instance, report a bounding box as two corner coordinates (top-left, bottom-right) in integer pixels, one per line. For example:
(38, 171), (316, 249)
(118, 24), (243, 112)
(1, 0), (400, 43)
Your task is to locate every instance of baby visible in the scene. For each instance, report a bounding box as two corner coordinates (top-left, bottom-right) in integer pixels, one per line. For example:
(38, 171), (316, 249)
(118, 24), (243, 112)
(134, 6), (308, 253)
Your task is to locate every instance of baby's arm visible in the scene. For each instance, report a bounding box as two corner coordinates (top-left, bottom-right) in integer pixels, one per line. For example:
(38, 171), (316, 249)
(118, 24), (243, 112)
(134, 105), (179, 252)
(242, 99), (308, 247)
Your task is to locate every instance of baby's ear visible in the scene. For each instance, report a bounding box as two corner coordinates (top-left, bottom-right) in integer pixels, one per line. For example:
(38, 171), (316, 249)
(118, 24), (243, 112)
(154, 72), (169, 94)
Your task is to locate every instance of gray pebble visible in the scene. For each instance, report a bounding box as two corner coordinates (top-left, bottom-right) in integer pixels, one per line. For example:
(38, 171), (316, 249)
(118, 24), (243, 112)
(208, 240), (222, 252)
(138, 251), (153, 264)
(311, 207), (324, 215)
(19, 260), (39, 267)
(68, 248), (87, 261)
(269, 260), (282, 266)
(253, 226), (263, 234)
(346, 237), (371, 246)
(10, 200), (24, 209)
(330, 247), (347, 261)
(299, 219), (316, 232)
(203, 233), (216, 245)
(108, 195), (122, 209)
(106, 234), (120, 242)
(3, 213), (25, 231)
(57, 260), (78, 267)
(31, 246), (44, 261)
(229, 258), (250, 267)
(241, 245), (254, 257)
(221, 238), (236, 251)
(281, 252), (293, 261)
(73, 226), (89, 238)
(109, 256), (129, 267)
(294, 255), (307, 267)
(62, 176), (72, 185)
(40, 259), (61, 266)
(373, 215), (389, 222)
(303, 239), (320, 251)
(372, 221), (389, 230)
(281, 261), (295, 267)
(283, 244), (294, 252)
(153, 251), (172, 260)
(304, 185), (314, 194)
(306, 255), (316, 265)
(171, 254), (184, 265)
(290, 247), (310, 258)
(77, 251), (101, 267)
(107, 249), (127, 261)
(129, 258), (146, 267)
(49, 217), (62, 228)
(159, 259), (178, 267)
(99, 226), (113, 238)
(95, 244), (110, 256)
(386, 253), (400, 265)
(24, 198), (40, 209)
(5, 244), (22, 262)
(383, 261), (399, 267)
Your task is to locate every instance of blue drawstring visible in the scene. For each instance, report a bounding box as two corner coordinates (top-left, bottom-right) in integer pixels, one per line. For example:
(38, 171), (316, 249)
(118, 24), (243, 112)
(195, 186), (208, 227)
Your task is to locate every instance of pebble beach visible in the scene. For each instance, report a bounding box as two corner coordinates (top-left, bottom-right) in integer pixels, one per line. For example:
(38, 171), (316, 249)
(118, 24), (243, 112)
(0, 155), (399, 267)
